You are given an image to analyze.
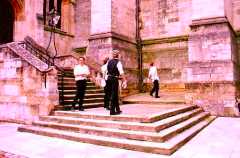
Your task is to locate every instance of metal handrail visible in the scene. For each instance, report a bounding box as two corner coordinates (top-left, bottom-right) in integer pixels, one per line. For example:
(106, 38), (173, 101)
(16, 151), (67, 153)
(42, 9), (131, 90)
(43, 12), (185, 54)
(19, 37), (66, 105)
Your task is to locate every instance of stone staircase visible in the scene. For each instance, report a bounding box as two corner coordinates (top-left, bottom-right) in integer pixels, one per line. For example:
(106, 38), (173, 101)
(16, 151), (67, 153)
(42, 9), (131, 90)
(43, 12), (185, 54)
(57, 69), (104, 110)
(18, 105), (216, 155)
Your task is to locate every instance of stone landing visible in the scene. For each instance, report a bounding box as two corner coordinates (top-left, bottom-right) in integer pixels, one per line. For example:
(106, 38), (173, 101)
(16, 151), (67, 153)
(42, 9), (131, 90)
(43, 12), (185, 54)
(18, 104), (215, 155)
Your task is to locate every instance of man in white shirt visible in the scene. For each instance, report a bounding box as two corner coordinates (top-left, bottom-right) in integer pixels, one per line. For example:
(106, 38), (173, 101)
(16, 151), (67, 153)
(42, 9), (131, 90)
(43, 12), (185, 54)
(148, 62), (160, 98)
(107, 50), (125, 115)
(72, 57), (90, 111)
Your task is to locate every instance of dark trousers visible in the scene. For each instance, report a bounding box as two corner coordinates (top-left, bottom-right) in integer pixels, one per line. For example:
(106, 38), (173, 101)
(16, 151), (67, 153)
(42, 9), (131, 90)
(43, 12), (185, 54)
(150, 80), (159, 97)
(107, 77), (120, 113)
(72, 79), (87, 109)
(104, 79), (110, 109)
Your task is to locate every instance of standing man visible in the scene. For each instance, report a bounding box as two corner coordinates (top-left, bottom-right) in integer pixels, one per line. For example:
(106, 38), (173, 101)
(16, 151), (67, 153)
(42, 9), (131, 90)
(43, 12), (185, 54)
(107, 50), (125, 115)
(101, 57), (110, 110)
(72, 57), (90, 111)
(148, 62), (160, 98)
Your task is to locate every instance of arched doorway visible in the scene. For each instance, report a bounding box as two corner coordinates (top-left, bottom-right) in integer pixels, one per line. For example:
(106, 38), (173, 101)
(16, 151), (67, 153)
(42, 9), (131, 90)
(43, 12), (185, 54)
(0, 0), (14, 44)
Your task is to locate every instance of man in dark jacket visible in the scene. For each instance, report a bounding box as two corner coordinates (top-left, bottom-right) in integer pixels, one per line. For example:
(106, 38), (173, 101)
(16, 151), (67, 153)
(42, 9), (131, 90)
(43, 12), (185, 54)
(107, 50), (125, 115)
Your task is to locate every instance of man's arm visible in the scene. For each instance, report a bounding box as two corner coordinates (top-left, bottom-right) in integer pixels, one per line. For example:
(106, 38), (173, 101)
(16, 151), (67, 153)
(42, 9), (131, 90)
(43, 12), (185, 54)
(117, 62), (126, 81)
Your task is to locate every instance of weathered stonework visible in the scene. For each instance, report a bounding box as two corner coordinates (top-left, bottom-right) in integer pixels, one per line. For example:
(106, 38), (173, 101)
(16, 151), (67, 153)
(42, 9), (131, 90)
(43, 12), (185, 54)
(0, 46), (58, 123)
(186, 20), (239, 116)
(142, 36), (188, 92)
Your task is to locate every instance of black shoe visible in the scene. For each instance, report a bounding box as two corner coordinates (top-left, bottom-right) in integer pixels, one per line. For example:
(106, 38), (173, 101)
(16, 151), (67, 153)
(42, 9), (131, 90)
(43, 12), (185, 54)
(105, 107), (110, 110)
(150, 93), (153, 96)
(116, 111), (122, 115)
(79, 107), (84, 111)
(155, 96), (160, 98)
(110, 111), (116, 115)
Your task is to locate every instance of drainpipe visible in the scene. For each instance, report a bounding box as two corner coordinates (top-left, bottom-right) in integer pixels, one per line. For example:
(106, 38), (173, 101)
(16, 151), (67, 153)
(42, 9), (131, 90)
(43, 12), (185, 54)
(136, 0), (143, 92)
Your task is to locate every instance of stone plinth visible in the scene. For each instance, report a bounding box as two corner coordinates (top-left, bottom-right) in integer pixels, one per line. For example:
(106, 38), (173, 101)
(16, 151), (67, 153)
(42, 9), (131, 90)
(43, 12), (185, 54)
(186, 19), (239, 117)
(0, 46), (59, 123)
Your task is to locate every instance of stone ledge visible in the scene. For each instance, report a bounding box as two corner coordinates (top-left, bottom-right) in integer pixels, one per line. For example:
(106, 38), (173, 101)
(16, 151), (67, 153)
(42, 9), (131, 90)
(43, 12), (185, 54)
(44, 25), (74, 38)
(142, 35), (189, 45)
(89, 32), (136, 45)
(190, 16), (237, 37)
(191, 16), (228, 27)
(185, 81), (234, 85)
(72, 47), (87, 55)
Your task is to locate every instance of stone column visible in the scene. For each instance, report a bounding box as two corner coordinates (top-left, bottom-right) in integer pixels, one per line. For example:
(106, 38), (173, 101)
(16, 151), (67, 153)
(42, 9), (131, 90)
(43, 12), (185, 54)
(185, 0), (239, 116)
(87, 0), (139, 92)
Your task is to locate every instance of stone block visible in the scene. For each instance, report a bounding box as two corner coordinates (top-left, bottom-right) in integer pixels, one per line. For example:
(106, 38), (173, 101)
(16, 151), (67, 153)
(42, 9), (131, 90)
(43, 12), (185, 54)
(3, 85), (19, 96)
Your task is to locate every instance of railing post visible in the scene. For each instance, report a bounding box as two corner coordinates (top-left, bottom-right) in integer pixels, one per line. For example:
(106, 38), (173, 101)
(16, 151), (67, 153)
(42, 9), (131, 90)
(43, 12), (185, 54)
(60, 71), (64, 105)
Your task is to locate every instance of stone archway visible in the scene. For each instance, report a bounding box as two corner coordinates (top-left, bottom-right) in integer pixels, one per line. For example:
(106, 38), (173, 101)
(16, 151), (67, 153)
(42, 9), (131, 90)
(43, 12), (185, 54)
(0, 0), (14, 44)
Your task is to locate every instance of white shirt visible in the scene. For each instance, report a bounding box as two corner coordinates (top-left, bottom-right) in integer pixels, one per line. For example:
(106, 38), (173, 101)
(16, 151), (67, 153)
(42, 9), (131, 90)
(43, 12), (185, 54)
(148, 66), (159, 81)
(73, 64), (90, 81)
(101, 64), (108, 80)
(117, 61), (124, 75)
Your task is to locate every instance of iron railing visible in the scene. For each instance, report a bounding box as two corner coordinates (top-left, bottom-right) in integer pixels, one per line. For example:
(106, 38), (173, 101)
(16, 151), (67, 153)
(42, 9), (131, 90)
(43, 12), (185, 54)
(18, 36), (65, 105)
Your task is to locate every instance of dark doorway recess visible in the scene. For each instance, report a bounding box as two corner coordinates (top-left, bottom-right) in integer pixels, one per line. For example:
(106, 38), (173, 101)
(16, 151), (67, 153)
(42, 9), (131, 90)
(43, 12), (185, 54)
(0, 0), (14, 44)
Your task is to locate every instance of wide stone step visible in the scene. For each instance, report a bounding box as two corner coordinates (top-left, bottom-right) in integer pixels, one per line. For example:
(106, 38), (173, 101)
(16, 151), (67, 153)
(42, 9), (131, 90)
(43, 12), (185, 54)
(61, 102), (104, 108)
(63, 93), (105, 99)
(39, 108), (203, 132)
(58, 86), (98, 91)
(58, 73), (74, 77)
(63, 98), (104, 104)
(58, 81), (95, 86)
(54, 105), (198, 123)
(32, 112), (210, 142)
(18, 116), (216, 155)
(58, 89), (104, 94)
(58, 76), (75, 80)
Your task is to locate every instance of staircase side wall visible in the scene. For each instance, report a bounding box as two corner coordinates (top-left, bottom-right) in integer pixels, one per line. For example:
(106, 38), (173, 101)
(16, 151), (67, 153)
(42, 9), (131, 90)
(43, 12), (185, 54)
(0, 47), (58, 124)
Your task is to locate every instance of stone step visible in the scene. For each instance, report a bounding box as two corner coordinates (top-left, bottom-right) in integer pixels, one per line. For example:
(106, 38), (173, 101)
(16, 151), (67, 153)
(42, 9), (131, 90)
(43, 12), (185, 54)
(58, 89), (104, 94)
(57, 76), (75, 80)
(32, 112), (210, 142)
(18, 116), (216, 155)
(63, 93), (105, 99)
(123, 99), (186, 105)
(54, 105), (198, 123)
(56, 102), (104, 111)
(58, 86), (98, 90)
(58, 72), (74, 75)
(39, 108), (203, 132)
(61, 102), (104, 108)
(58, 81), (95, 86)
(63, 98), (104, 104)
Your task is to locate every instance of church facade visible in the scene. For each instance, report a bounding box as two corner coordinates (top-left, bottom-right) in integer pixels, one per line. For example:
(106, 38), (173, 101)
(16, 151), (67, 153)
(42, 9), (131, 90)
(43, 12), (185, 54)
(1, 0), (240, 123)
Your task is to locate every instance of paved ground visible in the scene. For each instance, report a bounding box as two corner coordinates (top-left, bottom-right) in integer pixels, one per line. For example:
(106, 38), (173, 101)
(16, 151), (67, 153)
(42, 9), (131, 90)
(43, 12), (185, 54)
(0, 117), (240, 158)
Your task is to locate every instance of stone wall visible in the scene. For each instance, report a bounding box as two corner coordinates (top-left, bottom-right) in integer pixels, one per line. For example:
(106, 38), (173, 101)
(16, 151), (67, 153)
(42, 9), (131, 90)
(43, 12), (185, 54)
(112, 38), (138, 91)
(13, 0), (76, 58)
(0, 46), (58, 123)
(233, 0), (240, 31)
(72, 0), (91, 49)
(186, 21), (239, 116)
(140, 0), (191, 39)
(142, 36), (188, 92)
(112, 0), (136, 40)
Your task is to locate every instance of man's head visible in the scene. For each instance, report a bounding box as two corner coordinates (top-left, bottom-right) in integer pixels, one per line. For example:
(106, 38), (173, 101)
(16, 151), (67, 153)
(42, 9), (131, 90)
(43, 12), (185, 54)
(79, 57), (85, 65)
(150, 62), (154, 66)
(112, 49), (120, 59)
